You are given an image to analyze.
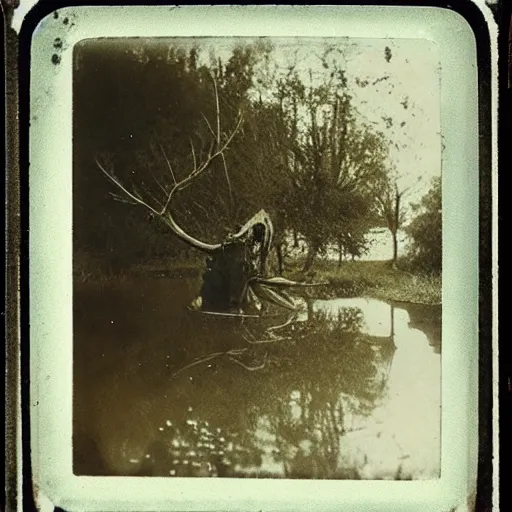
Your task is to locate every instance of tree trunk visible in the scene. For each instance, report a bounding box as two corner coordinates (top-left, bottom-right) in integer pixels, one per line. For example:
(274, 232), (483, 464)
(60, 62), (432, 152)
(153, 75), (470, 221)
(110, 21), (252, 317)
(302, 241), (318, 273)
(390, 303), (395, 339)
(198, 211), (274, 312)
(275, 243), (284, 276)
(337, 240), (343, 268)
(391, 229), (398, 266)
(293, 230), (299, 248)
(392, 188), (401, 265)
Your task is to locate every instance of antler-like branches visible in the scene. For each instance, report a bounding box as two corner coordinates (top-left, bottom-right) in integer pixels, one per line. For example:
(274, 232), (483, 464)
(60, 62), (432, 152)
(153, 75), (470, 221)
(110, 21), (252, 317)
(97, 76), (243, 254)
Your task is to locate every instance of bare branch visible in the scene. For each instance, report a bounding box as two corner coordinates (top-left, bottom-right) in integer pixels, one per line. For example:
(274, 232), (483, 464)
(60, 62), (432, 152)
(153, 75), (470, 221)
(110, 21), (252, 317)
(99, 77), (243, 254)
(212, 74), (221, 147)
(189, 138), (198, 171)
(201, 113), (216, 139)
(141, 183), (164, 210)
(192, 200), (211, 220)
(159, 144), (177, 185)
(221, 152), (234, 219)
(243, 335), (290, 344)
(153, 175), (168, 196)
(109, 192), (138, 205)
(96, 159), (160, 216)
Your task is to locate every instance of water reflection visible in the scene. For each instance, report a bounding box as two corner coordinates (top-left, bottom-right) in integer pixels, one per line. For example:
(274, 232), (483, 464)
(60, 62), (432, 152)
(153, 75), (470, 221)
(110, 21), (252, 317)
(73, 279), (440, 480)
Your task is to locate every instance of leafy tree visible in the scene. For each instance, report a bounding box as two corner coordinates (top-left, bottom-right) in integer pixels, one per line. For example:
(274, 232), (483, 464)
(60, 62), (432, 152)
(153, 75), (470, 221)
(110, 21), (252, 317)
(273, 66), (388, 271)
(372, 173), (408, 266)
(232, 51), (388, 274)
(405, 177), (442, 273)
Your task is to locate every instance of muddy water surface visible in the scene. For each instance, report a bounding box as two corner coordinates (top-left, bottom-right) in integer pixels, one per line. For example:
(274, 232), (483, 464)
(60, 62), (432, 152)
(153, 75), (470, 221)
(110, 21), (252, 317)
(73, 277), (441, 479)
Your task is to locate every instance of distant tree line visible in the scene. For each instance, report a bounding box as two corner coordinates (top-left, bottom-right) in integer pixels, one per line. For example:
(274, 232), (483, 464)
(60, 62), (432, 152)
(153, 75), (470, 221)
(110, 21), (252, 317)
(73, 39), (441, 276)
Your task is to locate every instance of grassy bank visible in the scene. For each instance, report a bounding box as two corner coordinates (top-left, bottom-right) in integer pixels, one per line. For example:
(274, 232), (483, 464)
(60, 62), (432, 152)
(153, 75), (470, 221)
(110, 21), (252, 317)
(287, 260), (441, 305)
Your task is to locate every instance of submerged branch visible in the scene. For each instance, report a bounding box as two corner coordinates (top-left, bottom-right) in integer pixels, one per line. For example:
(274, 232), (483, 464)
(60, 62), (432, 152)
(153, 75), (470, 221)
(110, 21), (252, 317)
(227, 353), (268, 371)
(169, 347), (250, 379)
(170, 352), (224, 380)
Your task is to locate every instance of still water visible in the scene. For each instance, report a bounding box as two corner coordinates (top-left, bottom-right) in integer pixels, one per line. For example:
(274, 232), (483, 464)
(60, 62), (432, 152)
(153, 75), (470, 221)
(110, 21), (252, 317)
(73, 277), (441, 480)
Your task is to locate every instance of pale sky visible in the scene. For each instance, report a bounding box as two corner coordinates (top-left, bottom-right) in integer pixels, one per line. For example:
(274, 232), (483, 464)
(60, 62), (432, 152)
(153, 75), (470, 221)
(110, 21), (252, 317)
(346, 39), (442, 197)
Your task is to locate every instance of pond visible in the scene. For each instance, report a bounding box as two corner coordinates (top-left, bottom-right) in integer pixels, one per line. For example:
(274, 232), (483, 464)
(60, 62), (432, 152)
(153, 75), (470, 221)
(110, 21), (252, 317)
(73, 276), (441, 480)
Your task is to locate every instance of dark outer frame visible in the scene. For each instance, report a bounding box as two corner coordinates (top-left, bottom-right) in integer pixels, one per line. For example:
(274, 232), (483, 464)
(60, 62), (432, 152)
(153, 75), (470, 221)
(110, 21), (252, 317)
(4, 1), (496, 511)
(497, 3), (510, 512)
(4, 1), (21, 512)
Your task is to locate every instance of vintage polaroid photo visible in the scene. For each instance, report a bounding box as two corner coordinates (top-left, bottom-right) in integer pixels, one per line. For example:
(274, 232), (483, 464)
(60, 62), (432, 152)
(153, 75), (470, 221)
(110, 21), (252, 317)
(26, 4), (491, 511)
(73, 34), (444, 479)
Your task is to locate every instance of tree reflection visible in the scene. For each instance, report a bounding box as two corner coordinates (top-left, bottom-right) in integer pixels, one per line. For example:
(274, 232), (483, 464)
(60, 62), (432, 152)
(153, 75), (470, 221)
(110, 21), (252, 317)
(136, 302), (397, 478)
(247, 307), (395, 478)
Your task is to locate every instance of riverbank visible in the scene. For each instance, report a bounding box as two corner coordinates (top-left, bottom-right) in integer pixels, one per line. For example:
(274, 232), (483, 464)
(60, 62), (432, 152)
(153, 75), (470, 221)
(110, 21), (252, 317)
(75, 258), (441, 306)
(287, 260), (441, 306)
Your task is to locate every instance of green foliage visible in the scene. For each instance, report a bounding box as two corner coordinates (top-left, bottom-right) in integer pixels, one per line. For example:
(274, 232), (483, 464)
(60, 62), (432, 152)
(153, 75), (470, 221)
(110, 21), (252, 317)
(405, 177), (442, 273)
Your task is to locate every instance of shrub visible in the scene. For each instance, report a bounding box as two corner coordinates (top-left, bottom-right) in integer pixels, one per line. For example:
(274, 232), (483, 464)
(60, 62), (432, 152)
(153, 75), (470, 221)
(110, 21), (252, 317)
(405, 177), (442, 274)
